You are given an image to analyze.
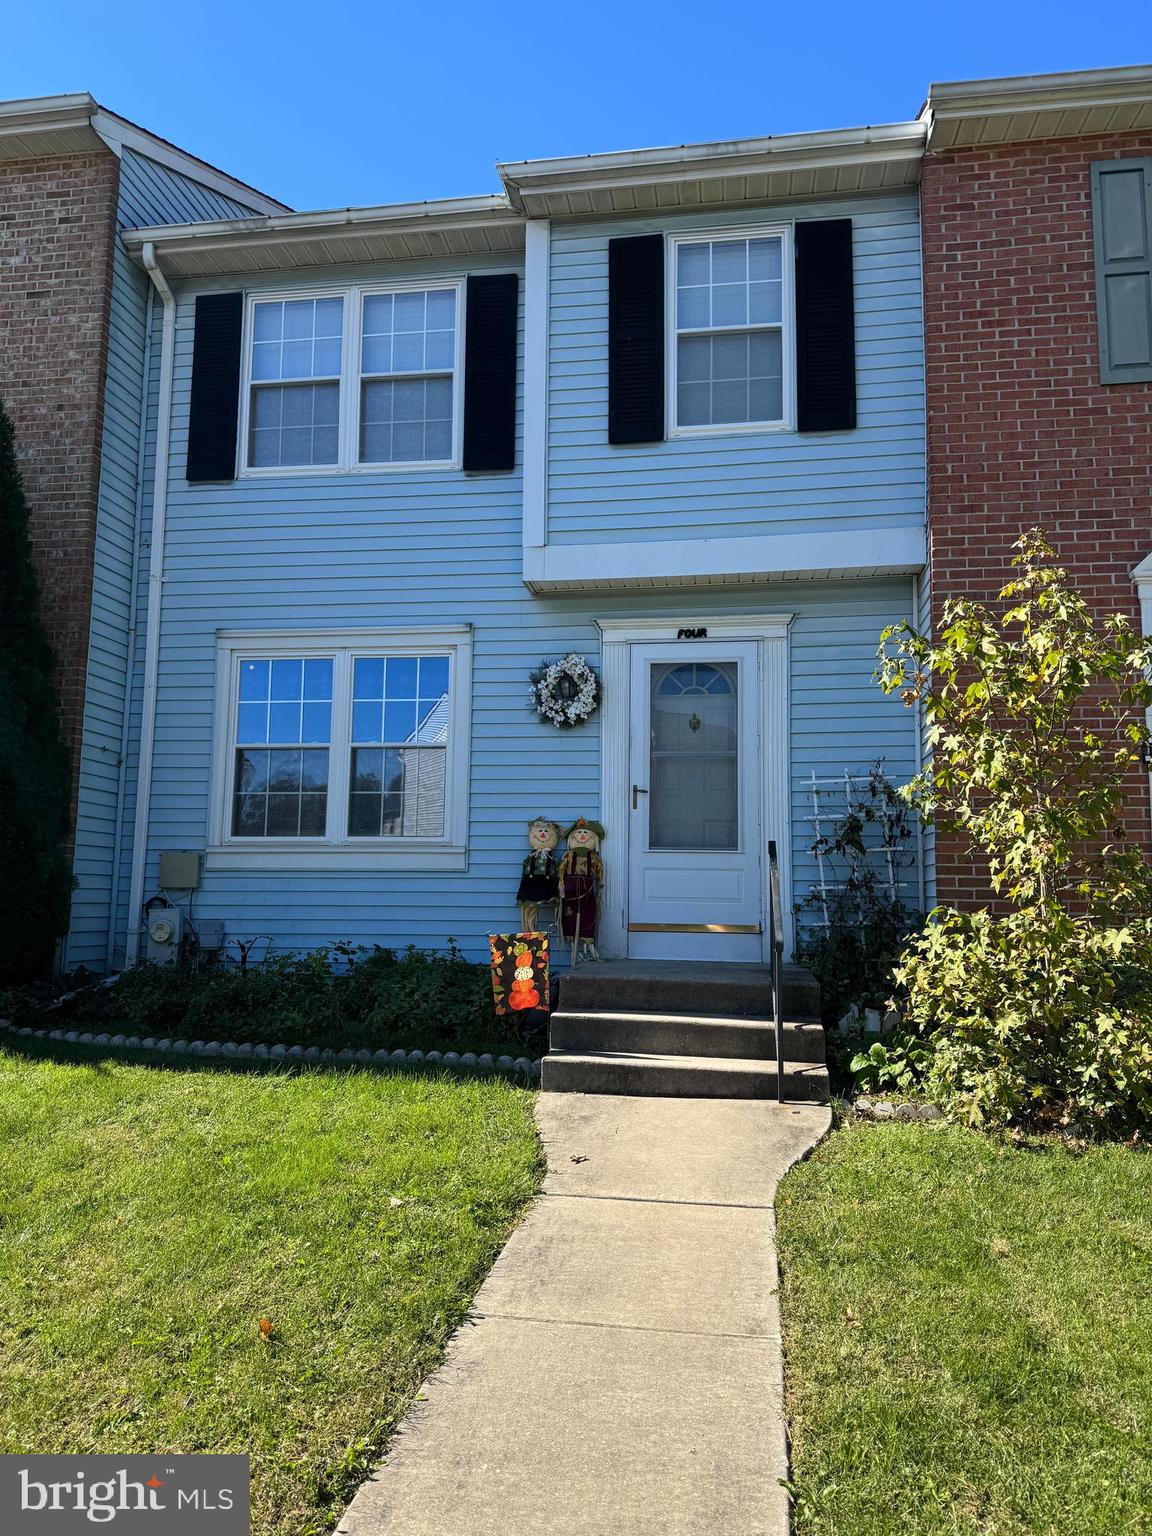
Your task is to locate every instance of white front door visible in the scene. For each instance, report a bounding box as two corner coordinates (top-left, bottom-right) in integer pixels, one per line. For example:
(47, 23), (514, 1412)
(627, 640), (762, 961)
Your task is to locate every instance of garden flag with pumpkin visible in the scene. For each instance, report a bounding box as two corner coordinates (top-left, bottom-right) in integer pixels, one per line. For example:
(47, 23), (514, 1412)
(489, 933), (550, 1015)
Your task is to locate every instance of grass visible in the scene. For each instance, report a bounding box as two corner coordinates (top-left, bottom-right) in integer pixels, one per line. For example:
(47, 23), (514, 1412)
(777, 1120), (1152, 1536)
(0, 1046), (541, 1536)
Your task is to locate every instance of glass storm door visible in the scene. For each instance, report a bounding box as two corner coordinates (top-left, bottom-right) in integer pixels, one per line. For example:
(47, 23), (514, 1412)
(627, 640), (762, 961)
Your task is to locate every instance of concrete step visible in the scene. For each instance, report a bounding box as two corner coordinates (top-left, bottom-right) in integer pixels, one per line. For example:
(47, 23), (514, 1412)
(540, 1050), (830, 1102)
(559, 961), (820, 1024)
(549, 1009), (826, 1063)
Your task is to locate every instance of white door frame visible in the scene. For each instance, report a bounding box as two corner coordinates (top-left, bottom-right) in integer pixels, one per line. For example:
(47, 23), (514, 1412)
(597, 613), (794, 962)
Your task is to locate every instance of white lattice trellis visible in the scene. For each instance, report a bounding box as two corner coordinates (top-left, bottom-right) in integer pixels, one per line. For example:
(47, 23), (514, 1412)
(808, 766), (924, 927)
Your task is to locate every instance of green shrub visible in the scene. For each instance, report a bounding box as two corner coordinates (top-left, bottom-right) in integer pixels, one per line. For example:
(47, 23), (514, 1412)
(0, 399), (73, 983)
(894, 907), (1152, 1133)
(877, 531), (1152, 1135)
(847, 1034), (933, 1096)
(15, 943), (544, 1058)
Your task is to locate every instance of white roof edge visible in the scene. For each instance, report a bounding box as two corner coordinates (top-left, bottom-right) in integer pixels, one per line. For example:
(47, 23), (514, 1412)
(1132, 551), (1152, 581)
(90, 107), (289, 215)
(0, 91), (288, 214)
(928, 63), (1152, 113)
(498, 120), (926, 193)
(0, 91), (95, 126)
(121, 194), (521, 255)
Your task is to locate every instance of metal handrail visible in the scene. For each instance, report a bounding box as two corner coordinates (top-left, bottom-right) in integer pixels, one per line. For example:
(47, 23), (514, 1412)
(768, 839), (785, 1103)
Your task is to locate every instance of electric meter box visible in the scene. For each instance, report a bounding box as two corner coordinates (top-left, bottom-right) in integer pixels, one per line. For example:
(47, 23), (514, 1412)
(145, 904), (184, 965)
(159, 850), (201, 889)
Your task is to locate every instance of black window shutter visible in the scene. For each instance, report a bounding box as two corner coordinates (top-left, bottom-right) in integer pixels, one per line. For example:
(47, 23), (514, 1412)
(462, 273), (518, 471)
(186, 292), (243, 481)
(608, 234), (664, 444)
(795, 219), (856, 433)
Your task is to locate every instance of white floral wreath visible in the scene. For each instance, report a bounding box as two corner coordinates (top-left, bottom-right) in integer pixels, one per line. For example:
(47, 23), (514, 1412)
(529, 653), (600, 729)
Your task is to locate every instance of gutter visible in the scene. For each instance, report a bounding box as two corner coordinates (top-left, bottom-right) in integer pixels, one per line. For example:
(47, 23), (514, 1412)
(106, 279), (156, 970)
(125, 241), (176, 963)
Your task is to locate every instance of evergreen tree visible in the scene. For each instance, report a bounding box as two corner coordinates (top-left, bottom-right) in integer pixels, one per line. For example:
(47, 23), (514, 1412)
(0, 398), (73, 983)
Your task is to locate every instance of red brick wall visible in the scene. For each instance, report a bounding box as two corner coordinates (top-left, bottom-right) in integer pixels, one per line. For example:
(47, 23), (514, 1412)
(0, 150), (120, 835)
(922, 132), (1152, 908)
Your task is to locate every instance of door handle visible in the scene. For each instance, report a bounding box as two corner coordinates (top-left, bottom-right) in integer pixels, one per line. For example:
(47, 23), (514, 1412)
(632, 784), (648, 810)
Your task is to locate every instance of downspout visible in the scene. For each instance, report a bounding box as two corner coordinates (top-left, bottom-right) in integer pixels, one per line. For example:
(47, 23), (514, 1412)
(125, 241), (176, 961)
(105, 277), (156, 970)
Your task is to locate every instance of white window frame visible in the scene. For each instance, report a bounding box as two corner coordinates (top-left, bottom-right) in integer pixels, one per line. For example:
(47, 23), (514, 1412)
(207, 626), (472, 871)
(665, 223), (795, 439)
(237, 279), (466, 477)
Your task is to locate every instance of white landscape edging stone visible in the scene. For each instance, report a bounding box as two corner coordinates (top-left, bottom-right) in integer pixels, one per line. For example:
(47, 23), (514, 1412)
(0, 1019), (541, 1080)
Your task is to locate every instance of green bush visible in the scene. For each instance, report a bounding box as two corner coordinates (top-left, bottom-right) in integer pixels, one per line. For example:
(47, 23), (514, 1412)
(894, 907), (1152, 1133)
(10, 943), (544, 1058)
(0, 399), (73, 983)
(847, 1034), (933, 1096)
(877, 531), (1152, 1135)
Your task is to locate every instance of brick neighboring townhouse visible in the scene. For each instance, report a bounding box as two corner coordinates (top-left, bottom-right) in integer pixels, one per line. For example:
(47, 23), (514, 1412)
(920, 67), (1152, 908)
(0, 94), (286, 966)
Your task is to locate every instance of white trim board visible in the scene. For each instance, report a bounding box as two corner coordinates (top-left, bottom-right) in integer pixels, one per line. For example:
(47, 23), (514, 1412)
(522, 220), (551, 549)
(525, 527), (927, 591)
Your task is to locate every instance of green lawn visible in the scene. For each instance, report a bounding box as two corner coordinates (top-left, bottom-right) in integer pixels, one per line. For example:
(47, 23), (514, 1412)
(777, 1121), (1152, 1536)
(0, 1047), (541, 1536)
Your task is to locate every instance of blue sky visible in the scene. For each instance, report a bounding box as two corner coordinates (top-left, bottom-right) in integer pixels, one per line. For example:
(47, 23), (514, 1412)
(4, 0), (1150, 211)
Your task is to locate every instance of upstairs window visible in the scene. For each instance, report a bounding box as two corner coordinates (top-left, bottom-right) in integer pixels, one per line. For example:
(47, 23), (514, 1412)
(241, 283), (462, 472)
(669, 229), (791, 434)
(248, 297), (343, 468)
(360, 290), (457, 464)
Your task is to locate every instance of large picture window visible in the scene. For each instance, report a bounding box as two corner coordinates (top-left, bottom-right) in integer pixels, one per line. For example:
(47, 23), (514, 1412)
(242, 282), (463, 472)
(211, 630), (472, 868)
(668, 228), (792, 434)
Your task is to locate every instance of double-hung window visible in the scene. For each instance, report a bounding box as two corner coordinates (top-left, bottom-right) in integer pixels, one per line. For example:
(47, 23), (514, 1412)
(248, 297), (344, 468)
(213, 630), (471, 868)
(359, 289), (457, 464)
(242, 283), (462, 472)
(669, 228), (791, 433)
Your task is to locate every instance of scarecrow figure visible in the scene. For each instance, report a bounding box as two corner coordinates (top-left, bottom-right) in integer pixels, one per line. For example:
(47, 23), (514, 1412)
(558, 818), (605, 964)
(515, 817), (563, 931)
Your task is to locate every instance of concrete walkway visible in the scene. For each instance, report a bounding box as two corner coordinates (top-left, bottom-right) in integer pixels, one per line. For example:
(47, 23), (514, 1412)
(337, 1094), (831, 1536)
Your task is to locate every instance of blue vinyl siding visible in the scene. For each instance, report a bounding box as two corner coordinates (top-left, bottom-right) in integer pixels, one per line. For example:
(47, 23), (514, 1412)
(107, 241), (914, 963)
(546, 193), (924, 546)
(65, 152), (272, 970)
(76, 188), (926, 970)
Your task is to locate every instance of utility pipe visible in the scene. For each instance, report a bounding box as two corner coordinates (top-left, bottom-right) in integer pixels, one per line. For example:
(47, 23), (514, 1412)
(125, 241), (176, 961)
(105, 276), (156, 971)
